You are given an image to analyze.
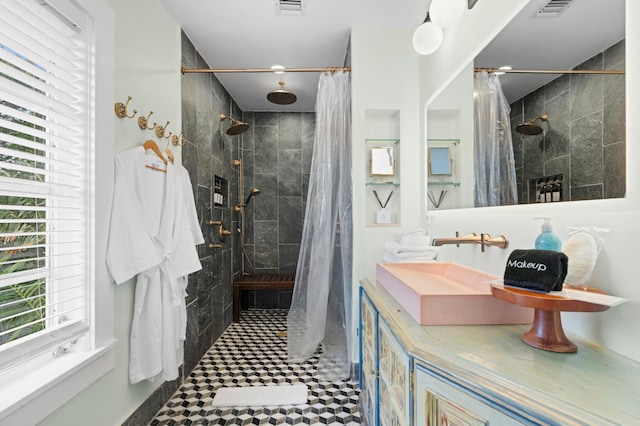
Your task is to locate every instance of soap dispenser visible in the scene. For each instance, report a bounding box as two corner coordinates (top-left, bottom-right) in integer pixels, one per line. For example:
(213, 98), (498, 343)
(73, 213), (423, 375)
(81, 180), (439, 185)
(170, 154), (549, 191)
(534, 217), (562, 251)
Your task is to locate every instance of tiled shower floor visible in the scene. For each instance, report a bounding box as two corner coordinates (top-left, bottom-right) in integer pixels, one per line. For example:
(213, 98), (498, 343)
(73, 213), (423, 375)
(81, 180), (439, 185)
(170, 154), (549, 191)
(150, 310), (361, 425)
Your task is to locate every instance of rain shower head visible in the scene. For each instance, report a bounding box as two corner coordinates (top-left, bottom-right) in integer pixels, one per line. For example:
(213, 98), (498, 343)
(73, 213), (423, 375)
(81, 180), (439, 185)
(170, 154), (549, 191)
(220, 114), (249, 135)
(267, 81), (297, 105)
(244, 188), (260, 205)
(516, 114), (548, 136)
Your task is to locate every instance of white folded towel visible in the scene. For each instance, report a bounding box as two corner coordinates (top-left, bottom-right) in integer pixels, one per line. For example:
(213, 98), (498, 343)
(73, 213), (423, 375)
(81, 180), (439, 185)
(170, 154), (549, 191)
(399, 235), (431, 247)
(384, 240), (433, 254)
(383, 247), (437, 260)
(396, 228), (425, 240)
(383, 253), (437, 263)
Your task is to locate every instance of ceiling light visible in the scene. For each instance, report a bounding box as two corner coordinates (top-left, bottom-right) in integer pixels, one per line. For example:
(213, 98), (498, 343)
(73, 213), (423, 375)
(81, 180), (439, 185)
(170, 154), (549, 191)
(271, 65), (285, 74)
(412, 13), (443, 55)
(429, 0), (466, 28)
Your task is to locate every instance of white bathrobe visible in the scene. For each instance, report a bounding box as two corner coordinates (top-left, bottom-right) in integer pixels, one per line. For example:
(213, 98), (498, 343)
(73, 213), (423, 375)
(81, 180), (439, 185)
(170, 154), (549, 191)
(106, 146), (204, 384)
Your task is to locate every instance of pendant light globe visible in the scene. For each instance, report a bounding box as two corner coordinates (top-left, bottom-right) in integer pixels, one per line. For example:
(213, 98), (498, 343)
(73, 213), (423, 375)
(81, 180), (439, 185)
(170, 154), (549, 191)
(412, 19), (443, 55)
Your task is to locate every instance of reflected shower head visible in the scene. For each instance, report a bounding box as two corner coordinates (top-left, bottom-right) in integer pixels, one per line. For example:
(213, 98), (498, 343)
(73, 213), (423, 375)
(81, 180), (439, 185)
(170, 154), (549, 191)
(516, 114), (548, 136)
(267, 81), (297, 105)
(244, 188), (260, 205)
(220, 114), (249, 135)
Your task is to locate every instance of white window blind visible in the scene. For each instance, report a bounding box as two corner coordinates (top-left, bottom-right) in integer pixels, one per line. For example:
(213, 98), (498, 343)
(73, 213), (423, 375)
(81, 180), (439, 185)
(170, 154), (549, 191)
(0, 0), (93, 372)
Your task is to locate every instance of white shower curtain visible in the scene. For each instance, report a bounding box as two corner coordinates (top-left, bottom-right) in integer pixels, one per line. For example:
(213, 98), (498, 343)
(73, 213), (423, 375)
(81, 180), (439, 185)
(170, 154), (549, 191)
(287, 71), (353, 381)
(474, 71), (518, 207)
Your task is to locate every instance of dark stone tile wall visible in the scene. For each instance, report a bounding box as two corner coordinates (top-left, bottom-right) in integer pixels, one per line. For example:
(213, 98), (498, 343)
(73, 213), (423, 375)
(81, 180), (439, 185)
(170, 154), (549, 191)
(510, 39), (625, 203)
(180, 32), (243, 376)
(239, 112), (315, 310)
(127, 32), (315, 425)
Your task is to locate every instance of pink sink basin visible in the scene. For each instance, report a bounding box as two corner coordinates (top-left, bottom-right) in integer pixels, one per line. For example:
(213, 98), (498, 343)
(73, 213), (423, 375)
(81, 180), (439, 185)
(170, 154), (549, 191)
(376, 262), (533, 325)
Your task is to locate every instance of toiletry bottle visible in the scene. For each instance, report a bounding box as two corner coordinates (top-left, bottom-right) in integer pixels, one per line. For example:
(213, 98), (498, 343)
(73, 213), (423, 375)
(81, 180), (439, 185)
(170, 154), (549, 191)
(534, 217), (562, 251)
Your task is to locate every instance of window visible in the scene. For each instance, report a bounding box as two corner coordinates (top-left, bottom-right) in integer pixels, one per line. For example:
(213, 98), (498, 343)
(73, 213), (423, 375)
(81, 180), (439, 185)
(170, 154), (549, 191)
(0, 0), (94, 371)
(0, 1), (114, 422)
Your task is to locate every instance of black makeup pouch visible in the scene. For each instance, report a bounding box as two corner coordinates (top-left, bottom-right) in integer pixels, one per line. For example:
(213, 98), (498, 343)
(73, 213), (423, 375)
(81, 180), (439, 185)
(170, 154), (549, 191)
(503, 249), (568, 293)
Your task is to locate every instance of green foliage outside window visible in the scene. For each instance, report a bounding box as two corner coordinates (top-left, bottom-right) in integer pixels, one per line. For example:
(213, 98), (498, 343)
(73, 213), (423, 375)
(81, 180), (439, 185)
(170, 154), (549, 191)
(0, 90), (48, 344)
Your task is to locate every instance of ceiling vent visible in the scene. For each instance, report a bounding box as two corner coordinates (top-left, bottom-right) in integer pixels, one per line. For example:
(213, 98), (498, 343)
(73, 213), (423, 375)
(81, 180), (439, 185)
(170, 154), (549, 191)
(275, 0), (306, 16)
(536, 0), (574, 18)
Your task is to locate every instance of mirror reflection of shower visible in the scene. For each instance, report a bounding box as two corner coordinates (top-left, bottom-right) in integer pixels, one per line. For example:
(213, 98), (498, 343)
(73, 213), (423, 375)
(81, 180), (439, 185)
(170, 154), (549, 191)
(234, 160), (259, 276)
(220, 114), (249, 135)
(516, 113), (548, 136)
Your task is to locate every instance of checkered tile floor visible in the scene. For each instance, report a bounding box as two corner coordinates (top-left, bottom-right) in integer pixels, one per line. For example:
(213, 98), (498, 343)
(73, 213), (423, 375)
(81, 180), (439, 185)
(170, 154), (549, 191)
(150, 310), (361, 425)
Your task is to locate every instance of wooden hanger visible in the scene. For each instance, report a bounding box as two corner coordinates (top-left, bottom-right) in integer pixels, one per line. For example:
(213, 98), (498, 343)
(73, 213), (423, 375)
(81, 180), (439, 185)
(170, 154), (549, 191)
(142, 140), (167, 172)
(164, 149), (174, 164)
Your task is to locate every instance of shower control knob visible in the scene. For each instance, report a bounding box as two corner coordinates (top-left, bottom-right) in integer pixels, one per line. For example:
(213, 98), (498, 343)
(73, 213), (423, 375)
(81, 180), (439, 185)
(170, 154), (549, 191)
(218, 226), (231, 242)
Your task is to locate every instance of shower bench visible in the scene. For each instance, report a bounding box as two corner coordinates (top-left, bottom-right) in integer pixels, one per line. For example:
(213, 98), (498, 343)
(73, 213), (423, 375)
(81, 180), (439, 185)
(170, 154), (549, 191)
(233, 274), (295, 322)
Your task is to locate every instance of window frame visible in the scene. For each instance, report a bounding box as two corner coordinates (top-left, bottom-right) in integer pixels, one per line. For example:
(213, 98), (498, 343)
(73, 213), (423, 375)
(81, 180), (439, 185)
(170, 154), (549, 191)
(0, 0), (115, 423)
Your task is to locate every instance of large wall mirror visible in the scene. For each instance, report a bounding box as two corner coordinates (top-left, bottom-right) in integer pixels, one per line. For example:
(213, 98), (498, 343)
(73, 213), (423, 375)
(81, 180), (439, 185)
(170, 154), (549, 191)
(427, 0), (626, 210)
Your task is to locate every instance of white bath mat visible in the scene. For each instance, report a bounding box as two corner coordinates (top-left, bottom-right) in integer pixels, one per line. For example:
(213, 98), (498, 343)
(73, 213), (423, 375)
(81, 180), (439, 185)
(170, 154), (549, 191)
(211, 384), (308, 407)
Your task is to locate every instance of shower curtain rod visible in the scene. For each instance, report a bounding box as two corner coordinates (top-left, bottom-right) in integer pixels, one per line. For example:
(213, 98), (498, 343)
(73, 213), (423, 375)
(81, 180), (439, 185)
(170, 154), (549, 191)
(181, 66), (351, 74)
(475, 67), (624, 75)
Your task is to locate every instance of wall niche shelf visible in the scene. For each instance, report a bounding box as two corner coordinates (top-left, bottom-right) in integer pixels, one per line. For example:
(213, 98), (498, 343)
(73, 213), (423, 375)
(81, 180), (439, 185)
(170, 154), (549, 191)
(427, 107), (464, 209)
(428, 181), (460, 187)
(365, 110), (401, 227)
(427, 138), (460, 145)
(366, 182), (400, 187)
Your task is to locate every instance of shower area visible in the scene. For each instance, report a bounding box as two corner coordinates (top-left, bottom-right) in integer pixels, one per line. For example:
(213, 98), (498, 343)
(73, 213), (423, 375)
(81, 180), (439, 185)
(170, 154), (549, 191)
(178, 31), (316, 372)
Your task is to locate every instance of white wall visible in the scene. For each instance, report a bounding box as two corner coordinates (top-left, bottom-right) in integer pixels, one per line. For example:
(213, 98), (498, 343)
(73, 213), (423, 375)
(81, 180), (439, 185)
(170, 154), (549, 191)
(39, 0), (183, 425)
(351, 28), (421, 363)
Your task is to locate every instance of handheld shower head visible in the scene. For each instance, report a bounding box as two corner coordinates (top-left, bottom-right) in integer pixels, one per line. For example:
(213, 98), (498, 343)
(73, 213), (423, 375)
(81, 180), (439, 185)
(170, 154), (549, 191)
(220, 114), (249, 135)
(516, 114), (548, 136)
(244, 188), (260, 205)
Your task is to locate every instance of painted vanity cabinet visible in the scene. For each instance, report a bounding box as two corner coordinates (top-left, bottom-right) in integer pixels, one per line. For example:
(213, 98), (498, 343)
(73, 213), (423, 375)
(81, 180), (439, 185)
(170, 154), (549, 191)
(360, 290), (412, 426)
(414, 364), (524, 425)
(359, 291), (378, 424)
(359, 277), (640, 426)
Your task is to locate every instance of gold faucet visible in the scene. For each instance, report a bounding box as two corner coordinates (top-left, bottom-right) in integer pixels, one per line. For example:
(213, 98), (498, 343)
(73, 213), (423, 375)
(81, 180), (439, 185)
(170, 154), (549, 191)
(431, 232), (509, 251)
(431, 232), (482, 247)
(481, 233), (509, 250)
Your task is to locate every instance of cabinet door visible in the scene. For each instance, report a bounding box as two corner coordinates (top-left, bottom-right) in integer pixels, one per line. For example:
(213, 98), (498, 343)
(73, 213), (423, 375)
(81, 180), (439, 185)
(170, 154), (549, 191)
(378, 319), (411, 426)
(360, 289), (378, 425)
(415, 363), (527, 425)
